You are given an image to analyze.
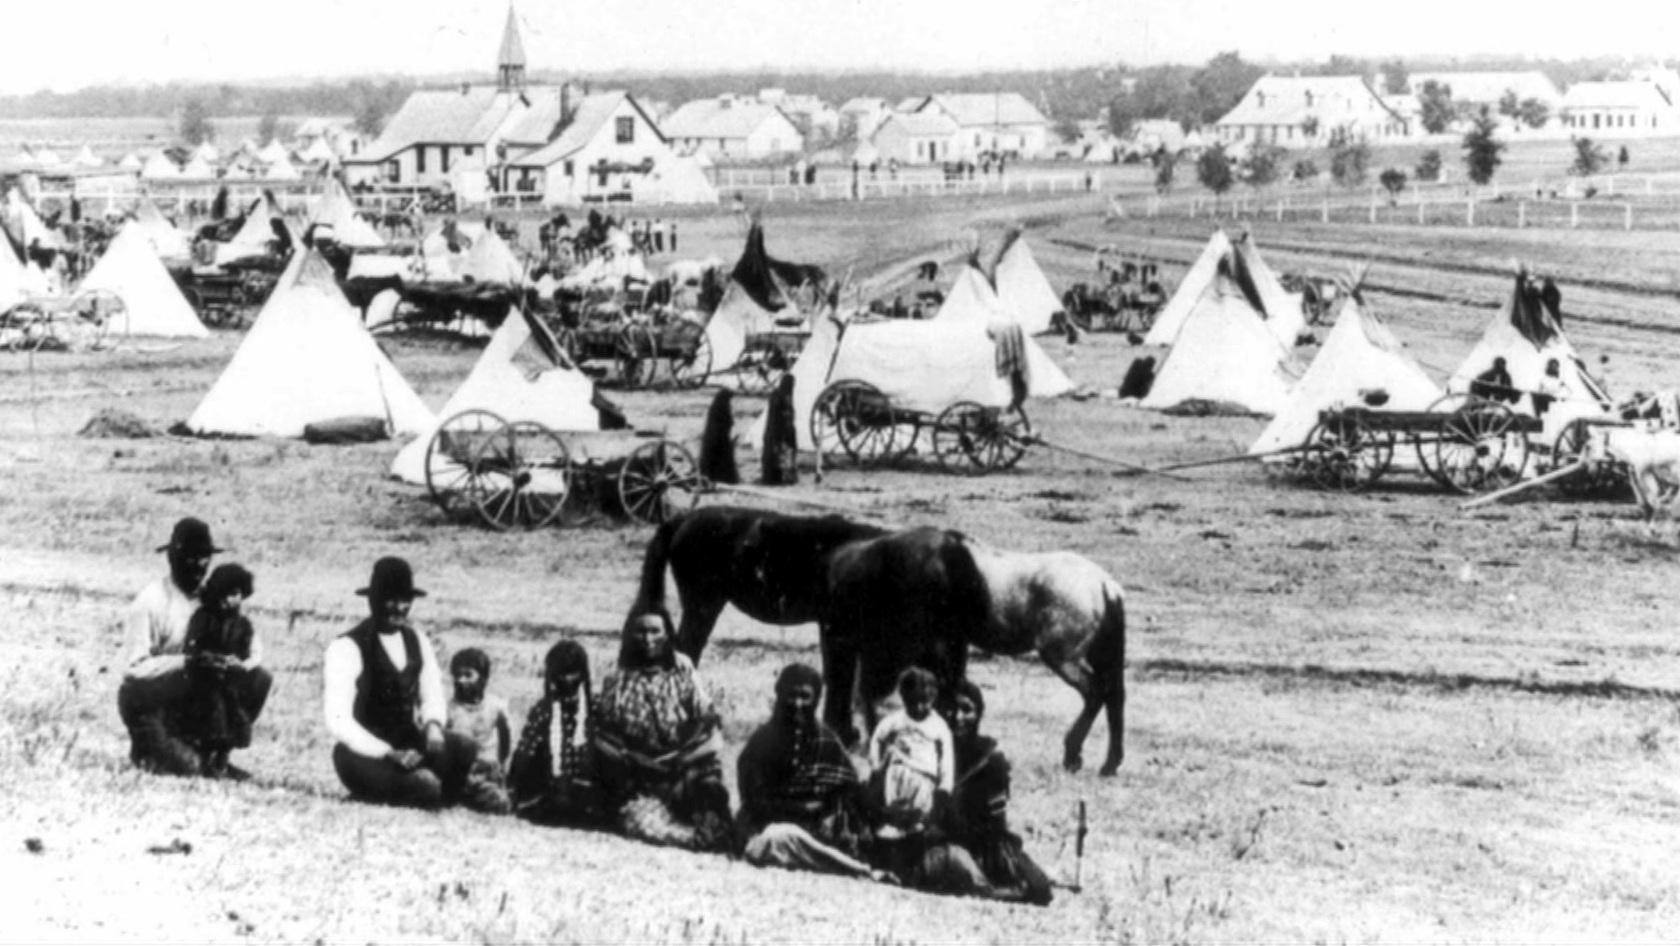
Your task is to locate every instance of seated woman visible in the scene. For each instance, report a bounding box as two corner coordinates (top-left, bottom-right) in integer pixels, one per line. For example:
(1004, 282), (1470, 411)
(942, 680), (1054, 906)
(592, 611), (732, 852)
(508, 640), (605, 827)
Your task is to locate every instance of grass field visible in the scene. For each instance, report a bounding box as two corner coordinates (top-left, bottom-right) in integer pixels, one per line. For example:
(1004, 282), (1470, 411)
(6, 191), (1680, 943)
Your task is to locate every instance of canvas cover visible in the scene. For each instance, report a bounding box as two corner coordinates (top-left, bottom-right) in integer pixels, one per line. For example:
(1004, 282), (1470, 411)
(74, 146), (103, 167)
(646, 153), (719, 205)
(1231, 235), (1306, 347)
(1143, 230), (1232, 346)
(457, 227), (525, 285)
(216, 194), (295, 264)
(1141, 265), (1300, 415)
(390, 307), (599, 483)
(1449, 274), (1609, 419)
(989, 231), (1059, 335)
(1250, 298), (1438, 454)
(1144, 229), (1302, 350)
(704, 279), (786, 373)
(131, 198), (191, 260)
(141, 153), (181, 180)
(308, 180), (384, 248)
(0, 236), (51, 311)
(79, 223), (208, 338)
(187, 251), (433, 438)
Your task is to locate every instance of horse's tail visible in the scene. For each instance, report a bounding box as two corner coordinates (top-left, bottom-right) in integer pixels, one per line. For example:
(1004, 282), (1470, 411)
(632, 512), (684, 617)
(1091, 578), (1128, 770)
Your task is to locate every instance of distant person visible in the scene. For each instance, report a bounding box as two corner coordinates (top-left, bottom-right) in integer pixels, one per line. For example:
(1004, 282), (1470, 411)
(181, 563), (263, 780)
(1470, 356), (1517, 404)
(1532, 358), (1572, 417)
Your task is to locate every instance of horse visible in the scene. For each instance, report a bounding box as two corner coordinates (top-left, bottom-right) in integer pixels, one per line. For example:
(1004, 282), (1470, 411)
(1603, 427), (1680, 521)
(628, 506), (888, 663)
(823, 527), (1128, 776)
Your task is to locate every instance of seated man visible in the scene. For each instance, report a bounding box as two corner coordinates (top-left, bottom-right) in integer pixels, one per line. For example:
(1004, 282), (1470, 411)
(736, 664), (885, 881)
(1470, 356), (1519, 404)
(119, 518), (271, 776)
(323, 557), (508, 813)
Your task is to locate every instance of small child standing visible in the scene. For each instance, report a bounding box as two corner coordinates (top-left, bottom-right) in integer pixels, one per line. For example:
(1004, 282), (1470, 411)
(447, 648), (512, 781)
(182, 564), (258, 778)
(868, 666), (955, 841)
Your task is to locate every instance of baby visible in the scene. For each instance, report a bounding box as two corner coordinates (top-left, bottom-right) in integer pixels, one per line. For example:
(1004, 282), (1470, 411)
(867, 666), (955, 839)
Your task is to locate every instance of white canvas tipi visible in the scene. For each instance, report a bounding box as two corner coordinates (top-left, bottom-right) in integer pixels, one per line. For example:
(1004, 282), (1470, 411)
(1141, 263), (1300, 415)
(79, 224), (208, 338)
(1448, 274), (1608, 417)
(186, 251), (433, 438)
(131, 198), (191, 260)
(989, 231), (1059, 335)
(390, 309), (600, 484)
(457, 228), (525, 285)
(217, 194), (296, 264)
(1249, 297), (1438, 455)
(1143, 230), (1231, 346)
(935, 264), (1074, 397)
(1231, 234), (1306, 348)
(1143, 230), (1304, 350)
(141, 153), (181, 180)
(308, 179), (384, 248)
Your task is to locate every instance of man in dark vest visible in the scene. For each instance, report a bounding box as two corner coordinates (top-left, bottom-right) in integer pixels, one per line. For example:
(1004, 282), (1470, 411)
(323, 557), (509, 812)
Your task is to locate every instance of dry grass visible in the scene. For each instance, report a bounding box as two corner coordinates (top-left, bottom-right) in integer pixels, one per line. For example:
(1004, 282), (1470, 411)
(6, 191), (1680, 943)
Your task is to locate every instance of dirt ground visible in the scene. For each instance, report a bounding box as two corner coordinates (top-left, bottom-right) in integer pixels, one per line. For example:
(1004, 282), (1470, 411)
(5, 191), (1680, 944)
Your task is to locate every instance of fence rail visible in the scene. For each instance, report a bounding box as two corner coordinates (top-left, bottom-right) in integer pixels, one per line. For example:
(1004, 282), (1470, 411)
(1117, 191), (1651, 231)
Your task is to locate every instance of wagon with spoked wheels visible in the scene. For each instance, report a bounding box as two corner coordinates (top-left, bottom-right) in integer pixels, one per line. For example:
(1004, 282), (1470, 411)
(1295, 394), (1542, 494)
(554, 307), (712, 390)
(422, 409), (704, 530)
(808, 379), (1033, 475)
(0, 289), (125, 352)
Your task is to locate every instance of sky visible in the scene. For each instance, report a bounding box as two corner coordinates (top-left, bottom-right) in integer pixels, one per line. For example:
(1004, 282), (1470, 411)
(3, 0), (1678, 95)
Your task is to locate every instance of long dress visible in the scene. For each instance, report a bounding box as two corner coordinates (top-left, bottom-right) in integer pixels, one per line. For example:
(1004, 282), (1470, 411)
(507, 695), (605, 826)
(947, 735), (1054, 906)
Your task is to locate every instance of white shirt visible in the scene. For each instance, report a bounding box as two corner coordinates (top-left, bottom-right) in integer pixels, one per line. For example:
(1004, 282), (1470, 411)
(126, 574), (266, 680)
(322, 626), (447, 759)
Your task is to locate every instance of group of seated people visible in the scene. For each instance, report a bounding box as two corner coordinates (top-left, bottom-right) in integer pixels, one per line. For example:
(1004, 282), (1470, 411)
(120, 518), (1053, 906)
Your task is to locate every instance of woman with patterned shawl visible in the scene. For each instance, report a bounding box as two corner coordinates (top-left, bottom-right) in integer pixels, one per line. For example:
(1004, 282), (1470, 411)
(942, 680), (1054, 906)
(592, 611), (733, 852)
(508, 640), (605, 826)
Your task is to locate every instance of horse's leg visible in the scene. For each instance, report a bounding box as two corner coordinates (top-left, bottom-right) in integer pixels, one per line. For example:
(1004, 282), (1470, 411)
(1044, 655), (1101, 774)
(674, 587), (726, 664)
(819, 623), (861, 748)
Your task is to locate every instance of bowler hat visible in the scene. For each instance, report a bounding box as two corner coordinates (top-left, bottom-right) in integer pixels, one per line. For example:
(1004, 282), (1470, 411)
(355, 556), (427, 600)
(155, 517), (223, 555)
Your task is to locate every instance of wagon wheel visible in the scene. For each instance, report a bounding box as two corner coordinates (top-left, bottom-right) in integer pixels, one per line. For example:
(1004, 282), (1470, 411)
(617, 440), (703, 525)
(1303, 415), (1393, 492)
(811, 380), (899, 467)
(615, 323), (657, 388)
(422, 409), (506, 519)
(1415, 392), (1471, 485)
(1434, 399), (1529, 494)
(1552, 418), (1623, 498)
(499, 421), (572, 528)
(667, 320), (712, 389)
(934, 402), (1032, 474)
(734, 347), (783, 396)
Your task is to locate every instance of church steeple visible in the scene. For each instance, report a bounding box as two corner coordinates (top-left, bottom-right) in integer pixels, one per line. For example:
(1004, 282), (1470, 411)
(497, 6), (527, 93)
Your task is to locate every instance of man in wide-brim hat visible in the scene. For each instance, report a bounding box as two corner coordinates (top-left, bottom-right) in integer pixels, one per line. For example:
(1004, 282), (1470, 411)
(120, 517), (272, 776)
(322, 556), (509, 812)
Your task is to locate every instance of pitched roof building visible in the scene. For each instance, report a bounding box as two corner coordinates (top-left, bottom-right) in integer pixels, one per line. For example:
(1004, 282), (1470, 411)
(912, 93), (1050, 159)
(1409, 71), (1563, 110)
(661, 96), (804, 158)
(1560, 78), (1680, 136)
(1215, 75), (1410, 146)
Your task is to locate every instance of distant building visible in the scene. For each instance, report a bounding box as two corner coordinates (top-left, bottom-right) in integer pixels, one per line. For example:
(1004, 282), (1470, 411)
(1129, 119), (1187, 154)
(661, 96), (805, 158)
(870, 112), (960, 165)
(1409, 71), (1563, 114)
(763, 91), (841, 140)
(1214, 75), (1410, 145)
(500, 91), (675, 205)
(911, 93), (1050, 159)
(839, 97), (891, 139)
(1560, 77), (1680, 136)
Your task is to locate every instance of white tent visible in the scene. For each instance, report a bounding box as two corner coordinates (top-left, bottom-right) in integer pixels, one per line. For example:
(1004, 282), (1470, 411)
(298, 138), (338, 165)
(181, 154), (215, 178)
(32, 148), (62, 167)
(79, 223), (208, 339)
(131, 198), (191, 260)
(263, 155), (302, 181)
(457, 228), (525, 285)
(307, 179), (384, 248)
(186, 251), (433, 438)
(1143, 229), (1302, 349)
(216, 194), (295, 265)
(645, 153), (719, 205)
(256, 140), (290, 164)
(118, 152), (143, 170)
(141, 153), (181, 180)
(1140, 265), (1300, 415)
(421, 219), (486, 257)
(704, 280), (784, 375)
(193, 142), (221, 164)
(989, 231), (1059, 335)
(1250, 298), (1439, 455)
(390, 309), (600, 484)
(73, 146), (103, 167)
(757, 265), (1072, 451)
(5, 188), (64, 250)
(1448, 275), (1610, 428)
(0, 244), (50, 312)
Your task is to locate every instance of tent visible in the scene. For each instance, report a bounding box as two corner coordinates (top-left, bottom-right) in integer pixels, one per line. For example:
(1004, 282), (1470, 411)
(32, 148), (62, 167)
(1140, 261), (1300, 415)
(307, 179), (384, 248)
(755, 263), (1073, 450)
(79, 223), (209, 338)
(0, 234), (51, 311)
(1249, 297), (1439, 455)
(298, 138), (338, 166)
(131, 197), (192, 260)
(645, 153), (719, 205)
(263, 155), (302, 181)
(704, 223), (819, 373)
(216, 194), (296, 265)
(390, 308), (600, 484)
(192, 142), (220, 164)
(1448, 273), (1610, 425)
(988, 230), (1059, 335)
(141, 153), (181, 180)
(73, 146), (103, 167)
(456, 228), (525, 285)
(5, 188), (64, 250)
(186, 250), (433, 438)
(256, 140), (289, 165)
(181, 154), (216, 178)
(1143, 229), (1303, 349)
(118, 152), (143, 170)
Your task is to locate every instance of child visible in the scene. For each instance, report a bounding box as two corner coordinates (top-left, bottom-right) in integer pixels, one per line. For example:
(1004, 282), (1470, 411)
(507, 639), (603, 825)
(182, 563), (258, 779)
(867, 667), (955, 841)
(447, 648), (512, 781)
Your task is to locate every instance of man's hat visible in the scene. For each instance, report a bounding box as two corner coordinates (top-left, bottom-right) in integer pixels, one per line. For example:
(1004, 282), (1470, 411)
(155, 517), (222, 555)
(355, 556), (427, 600)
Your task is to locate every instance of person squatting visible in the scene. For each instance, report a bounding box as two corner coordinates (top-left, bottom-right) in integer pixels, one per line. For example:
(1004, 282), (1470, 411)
(119, 517), (1055, 906)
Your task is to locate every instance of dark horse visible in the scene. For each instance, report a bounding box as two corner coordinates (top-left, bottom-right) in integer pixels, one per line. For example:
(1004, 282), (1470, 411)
(824, 527), (1129, 776)
(629, 506), (887, 662)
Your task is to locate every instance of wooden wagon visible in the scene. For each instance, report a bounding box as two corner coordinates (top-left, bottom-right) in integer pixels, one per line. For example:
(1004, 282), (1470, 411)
(1294, 395), (1544, 494)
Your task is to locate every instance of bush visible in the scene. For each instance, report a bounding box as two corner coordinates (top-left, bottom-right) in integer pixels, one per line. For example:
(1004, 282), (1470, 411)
(1571, 137), (1608, 177)
(1330, 140), (1371, 188)
(1196, 145), (1234, 199)
(1292, 159), (1319, 182)
(1379, 168), (1407, 203)
(1414, 149), (1443, 182)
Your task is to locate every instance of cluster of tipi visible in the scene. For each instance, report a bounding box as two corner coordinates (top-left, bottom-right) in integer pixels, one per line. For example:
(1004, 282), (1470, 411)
(1136, 228), (1606, 459)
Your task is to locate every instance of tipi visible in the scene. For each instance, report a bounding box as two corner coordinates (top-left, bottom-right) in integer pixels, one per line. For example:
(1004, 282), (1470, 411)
(1140, 260), (1300, 415)
(217, 194), (296, 264)
(1143, 229), (1304, 349)
(390, 308), (600, 484)
(141, 153), (181, 180)
(131, 197), (192, 260)
(1249, 295), (1438, 455)
(1448, 272), (1609, 417)
(457, 228), (525, 285)
(186, 251), (433, 438)
(307, 179), (384, 248)
(79, 223), (209, 338)
(989, 230), (1059, 335)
